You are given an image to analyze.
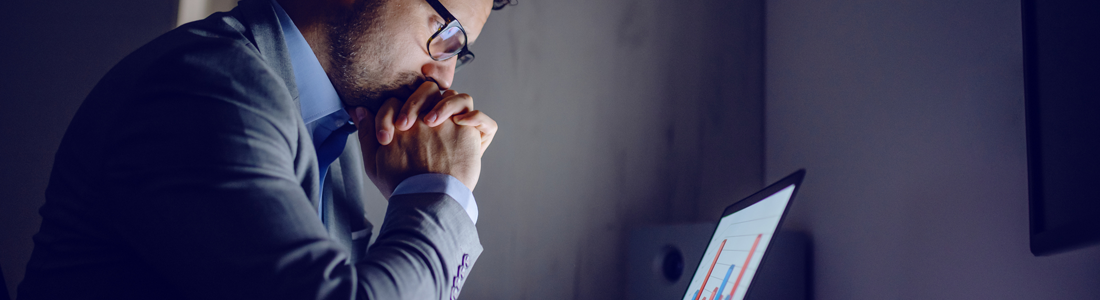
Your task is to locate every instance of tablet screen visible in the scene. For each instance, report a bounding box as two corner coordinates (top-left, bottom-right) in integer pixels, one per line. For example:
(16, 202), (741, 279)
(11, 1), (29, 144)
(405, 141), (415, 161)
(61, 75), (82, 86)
(681, 184), (796, 300)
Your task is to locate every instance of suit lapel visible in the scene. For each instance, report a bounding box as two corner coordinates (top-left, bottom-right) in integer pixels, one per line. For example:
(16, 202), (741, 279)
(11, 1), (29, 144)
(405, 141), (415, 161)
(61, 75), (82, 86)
(235, 0), (324, 212)
(235, 0), (373, 258)
(321, 134), (374, 262)
(237, 0), (299, 104)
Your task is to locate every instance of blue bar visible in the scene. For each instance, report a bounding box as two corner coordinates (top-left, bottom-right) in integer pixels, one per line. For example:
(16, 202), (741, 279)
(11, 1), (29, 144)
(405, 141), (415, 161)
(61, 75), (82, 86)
(692, 290), (699, 300)
(716, 264), (735, 299)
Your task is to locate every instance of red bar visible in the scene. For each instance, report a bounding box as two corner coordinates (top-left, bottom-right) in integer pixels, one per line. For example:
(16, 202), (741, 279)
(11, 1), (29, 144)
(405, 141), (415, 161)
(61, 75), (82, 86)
(728, 234), (762, 298)
(693, 239), (726, 300)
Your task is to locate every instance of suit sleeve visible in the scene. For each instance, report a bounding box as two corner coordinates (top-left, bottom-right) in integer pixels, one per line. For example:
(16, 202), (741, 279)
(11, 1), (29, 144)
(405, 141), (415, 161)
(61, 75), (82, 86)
(359, 193), (482, 300)
(100, 40), (481, 300)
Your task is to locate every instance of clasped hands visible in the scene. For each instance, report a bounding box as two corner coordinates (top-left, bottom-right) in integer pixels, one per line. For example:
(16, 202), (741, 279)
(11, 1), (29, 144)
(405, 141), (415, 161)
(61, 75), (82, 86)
(350, 81), (497, 199)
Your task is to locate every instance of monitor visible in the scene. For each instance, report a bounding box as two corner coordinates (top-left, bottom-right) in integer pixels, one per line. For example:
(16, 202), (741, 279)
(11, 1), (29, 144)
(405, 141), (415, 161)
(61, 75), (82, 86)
(681, 170), (804, 300)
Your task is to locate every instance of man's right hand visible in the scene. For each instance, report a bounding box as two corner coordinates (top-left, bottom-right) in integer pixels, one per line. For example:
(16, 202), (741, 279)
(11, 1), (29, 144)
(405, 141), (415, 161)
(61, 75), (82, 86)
(351, 84), (485, 199)
(380, 82), (498, 158)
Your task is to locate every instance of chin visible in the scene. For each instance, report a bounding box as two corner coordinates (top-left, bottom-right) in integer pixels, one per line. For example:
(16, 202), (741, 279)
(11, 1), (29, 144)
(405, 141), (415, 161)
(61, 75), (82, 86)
(338, 71), (423, 111)
(343, 85), (413, 112)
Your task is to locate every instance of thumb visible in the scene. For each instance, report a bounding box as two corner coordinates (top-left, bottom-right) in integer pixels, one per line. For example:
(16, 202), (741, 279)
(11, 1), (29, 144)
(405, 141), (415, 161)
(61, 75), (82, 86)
(352, 107), (370, 128)
(352, 107), (373, 139)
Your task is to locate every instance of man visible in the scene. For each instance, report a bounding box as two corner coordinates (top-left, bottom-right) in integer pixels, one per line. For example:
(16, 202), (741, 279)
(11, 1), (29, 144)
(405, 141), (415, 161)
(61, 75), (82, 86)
(17, 0), (508, 298)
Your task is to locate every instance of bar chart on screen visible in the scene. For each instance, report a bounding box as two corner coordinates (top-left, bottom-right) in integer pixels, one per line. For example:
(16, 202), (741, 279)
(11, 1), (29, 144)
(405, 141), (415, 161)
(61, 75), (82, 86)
(681, 185), (795, 300)
(685, 233), (763, 300)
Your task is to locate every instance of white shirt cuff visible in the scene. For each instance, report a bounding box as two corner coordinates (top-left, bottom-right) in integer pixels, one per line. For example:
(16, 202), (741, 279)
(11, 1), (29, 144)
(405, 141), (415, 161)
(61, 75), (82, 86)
(391, 173), (478, 224)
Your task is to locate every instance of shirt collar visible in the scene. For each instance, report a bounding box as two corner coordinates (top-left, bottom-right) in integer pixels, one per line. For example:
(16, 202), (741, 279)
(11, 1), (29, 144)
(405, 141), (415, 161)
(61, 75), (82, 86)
(270, 0), (346, 125)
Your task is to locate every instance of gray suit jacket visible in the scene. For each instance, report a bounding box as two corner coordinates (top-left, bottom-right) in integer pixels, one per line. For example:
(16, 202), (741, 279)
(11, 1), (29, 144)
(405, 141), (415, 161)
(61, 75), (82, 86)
(18, 1), (481, 299)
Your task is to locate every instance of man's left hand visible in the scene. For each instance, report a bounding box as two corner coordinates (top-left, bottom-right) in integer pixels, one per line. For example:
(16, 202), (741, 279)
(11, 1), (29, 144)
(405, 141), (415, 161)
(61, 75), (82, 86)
(376, 81), (497, 157)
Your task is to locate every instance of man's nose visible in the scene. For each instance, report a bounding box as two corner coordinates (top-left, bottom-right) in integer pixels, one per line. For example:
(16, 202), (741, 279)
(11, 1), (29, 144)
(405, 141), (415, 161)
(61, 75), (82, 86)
(422, 60), (456, 90)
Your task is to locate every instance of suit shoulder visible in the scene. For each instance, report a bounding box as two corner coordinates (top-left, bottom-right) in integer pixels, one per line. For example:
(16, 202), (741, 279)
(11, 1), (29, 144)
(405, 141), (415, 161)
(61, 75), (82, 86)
(99, 9), (293, 109)
(140, 36), (292, 106)
(72, 14), (304, 159)
(143, 19), (290, 100)
(91, 19), (299, 126)
(62, 8), (304, 174)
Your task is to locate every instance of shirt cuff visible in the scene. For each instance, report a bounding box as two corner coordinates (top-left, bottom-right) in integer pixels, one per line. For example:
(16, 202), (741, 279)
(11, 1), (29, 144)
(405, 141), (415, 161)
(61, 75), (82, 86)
(391, 173), (478, 224)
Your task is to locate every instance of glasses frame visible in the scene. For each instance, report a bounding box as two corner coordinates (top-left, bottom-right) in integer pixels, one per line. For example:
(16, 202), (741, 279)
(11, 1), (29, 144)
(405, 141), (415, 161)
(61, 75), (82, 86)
(425, 0), (475, 69)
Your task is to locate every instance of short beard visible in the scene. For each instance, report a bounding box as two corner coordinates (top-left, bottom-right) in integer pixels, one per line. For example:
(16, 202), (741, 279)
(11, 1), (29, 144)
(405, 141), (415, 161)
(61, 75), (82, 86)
(327, 0), (424, 111)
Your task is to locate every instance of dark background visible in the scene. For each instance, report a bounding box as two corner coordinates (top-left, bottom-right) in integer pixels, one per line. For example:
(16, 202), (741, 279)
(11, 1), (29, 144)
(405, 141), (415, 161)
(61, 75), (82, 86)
(0, 0), (180, 298)
(2, 0), (1100, 299)
(1025, 0), (1100, 255)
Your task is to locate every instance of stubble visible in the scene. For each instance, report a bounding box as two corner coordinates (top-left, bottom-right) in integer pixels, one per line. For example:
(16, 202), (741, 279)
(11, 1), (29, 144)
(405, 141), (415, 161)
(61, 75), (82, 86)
(327, 0), (423, 111)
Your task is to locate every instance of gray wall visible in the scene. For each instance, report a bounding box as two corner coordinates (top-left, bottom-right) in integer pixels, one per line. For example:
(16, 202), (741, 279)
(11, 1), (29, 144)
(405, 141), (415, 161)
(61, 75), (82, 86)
(0, 0), (765, 299)
(449, 0), (764, 298)
(765, 0), (1100, 299)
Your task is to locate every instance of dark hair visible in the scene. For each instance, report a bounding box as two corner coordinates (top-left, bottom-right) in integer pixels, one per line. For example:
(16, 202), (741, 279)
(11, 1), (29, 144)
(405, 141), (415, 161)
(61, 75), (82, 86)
(492, 0), (516, 10)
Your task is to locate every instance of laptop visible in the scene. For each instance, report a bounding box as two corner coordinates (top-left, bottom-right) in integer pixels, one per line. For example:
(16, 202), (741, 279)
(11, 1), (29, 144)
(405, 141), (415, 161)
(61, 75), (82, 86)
(681, 169), (805, 300)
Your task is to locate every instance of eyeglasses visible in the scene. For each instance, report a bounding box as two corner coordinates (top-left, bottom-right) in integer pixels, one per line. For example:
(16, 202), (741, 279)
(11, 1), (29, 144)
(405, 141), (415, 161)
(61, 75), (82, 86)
(425, 0), (474, 69)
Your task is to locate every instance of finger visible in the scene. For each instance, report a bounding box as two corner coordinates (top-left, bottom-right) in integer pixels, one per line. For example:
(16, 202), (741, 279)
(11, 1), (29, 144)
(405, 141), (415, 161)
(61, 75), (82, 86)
(352, 106), (376, 146)
(425, 93), (473, 127)
(453, 110), (497, 154)
(351, 106), (378, 171)
(396, 81), (441, 131)
(375, 97), (401, 145)
(454, 110), (498, 134)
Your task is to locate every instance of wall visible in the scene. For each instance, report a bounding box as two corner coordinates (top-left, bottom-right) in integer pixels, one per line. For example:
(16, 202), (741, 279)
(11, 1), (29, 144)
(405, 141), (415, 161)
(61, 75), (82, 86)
(0, 0), (765, 299)
(765, 0), (1100, 299)
(451, 0), (764, 298)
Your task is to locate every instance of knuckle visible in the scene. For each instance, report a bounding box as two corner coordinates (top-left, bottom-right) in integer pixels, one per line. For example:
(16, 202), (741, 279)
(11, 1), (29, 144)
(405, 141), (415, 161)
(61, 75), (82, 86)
(439, 103), (459, 113)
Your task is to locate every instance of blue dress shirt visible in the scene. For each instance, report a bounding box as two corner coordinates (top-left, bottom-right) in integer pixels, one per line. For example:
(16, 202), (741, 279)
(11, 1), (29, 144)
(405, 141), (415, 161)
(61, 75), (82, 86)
(271, 0), (477, 224)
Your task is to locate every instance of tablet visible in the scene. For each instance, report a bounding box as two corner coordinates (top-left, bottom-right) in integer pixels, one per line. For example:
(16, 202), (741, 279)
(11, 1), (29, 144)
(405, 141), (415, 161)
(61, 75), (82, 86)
(681, 170), (805, 300)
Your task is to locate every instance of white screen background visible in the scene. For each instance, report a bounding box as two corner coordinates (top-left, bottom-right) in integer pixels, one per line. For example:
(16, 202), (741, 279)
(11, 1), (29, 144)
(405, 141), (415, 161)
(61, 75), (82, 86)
(681, 185), (796, 300)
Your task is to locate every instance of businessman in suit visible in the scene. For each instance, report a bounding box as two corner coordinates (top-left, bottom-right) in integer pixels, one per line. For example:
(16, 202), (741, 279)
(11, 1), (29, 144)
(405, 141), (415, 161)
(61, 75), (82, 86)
(17, 0), (506, 299)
